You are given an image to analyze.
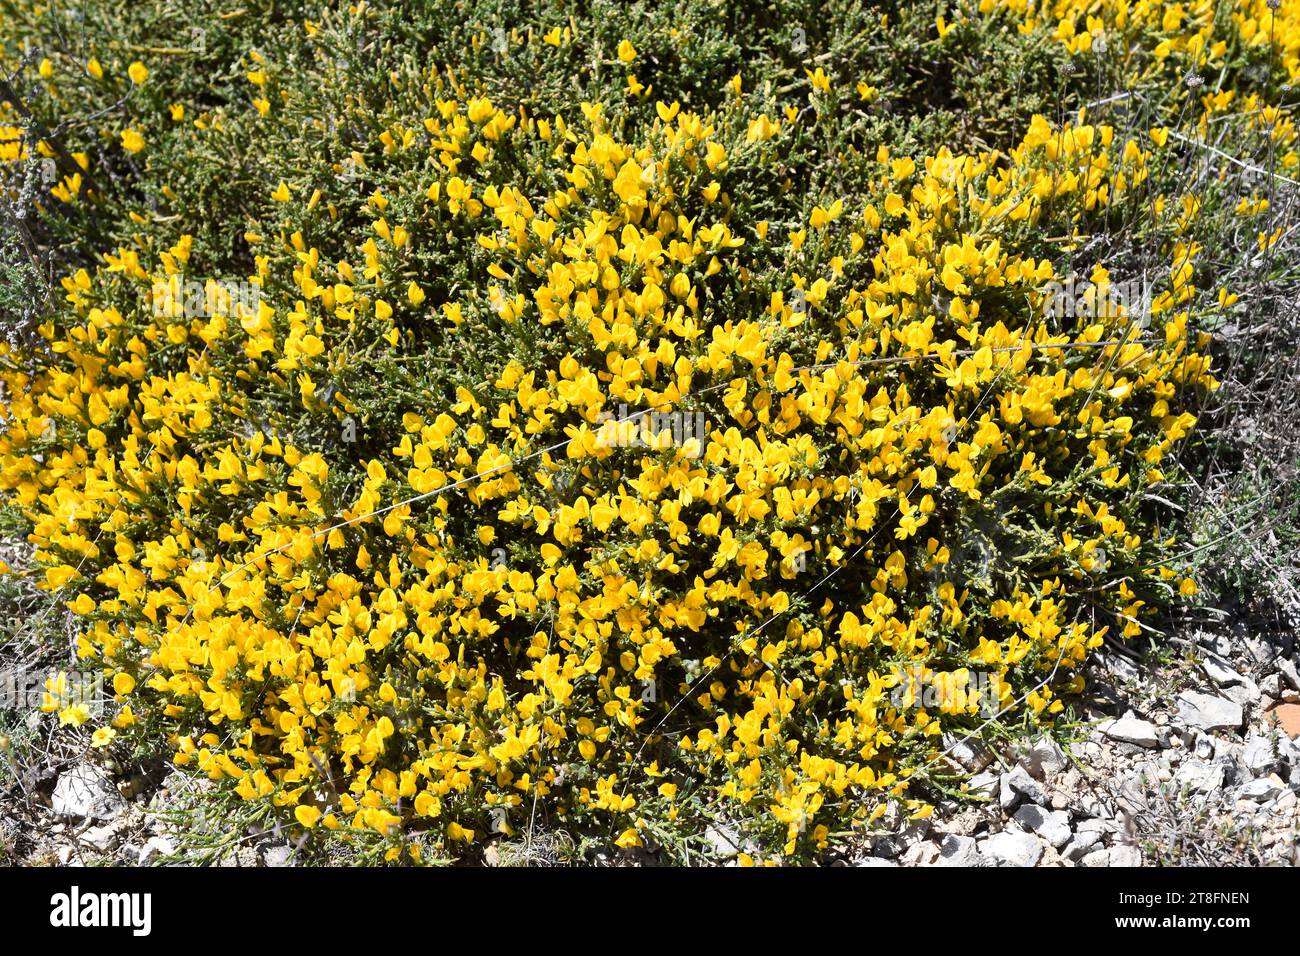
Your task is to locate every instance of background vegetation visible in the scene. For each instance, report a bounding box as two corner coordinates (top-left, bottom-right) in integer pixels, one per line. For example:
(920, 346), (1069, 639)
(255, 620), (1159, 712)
(1, 0), (1297, 864)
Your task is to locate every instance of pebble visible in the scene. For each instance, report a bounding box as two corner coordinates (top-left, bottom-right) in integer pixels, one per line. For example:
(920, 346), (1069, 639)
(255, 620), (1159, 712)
(968, 771), (999, 798)
(1174, 760), (1225, 793)
(51, 764), (127, 822)
(1108, 844), (1144, 867)
(1000, 765), (1048, 810)
(1260, 673), (1284, 700)
(1177, 691), (1244, 733)
(936, 834), (980, 867)
(1019, 737), (1069, 779)
(1242, 734), (1278, 775)
(944, 734), (994, 773)
(1240, 776), (1284, 802)
(1279, 659), (1300, 692)
(980, 831), (1044, 867)
(1013, 805), (1072, 848)
(79, 824), (119, 852)
(1100, 717), (1162, 748)
(1202, 655), (1247, 689)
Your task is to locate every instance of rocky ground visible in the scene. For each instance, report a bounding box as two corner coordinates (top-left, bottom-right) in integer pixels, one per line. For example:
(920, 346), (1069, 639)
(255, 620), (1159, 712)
(840, 622), (1300, 867)
(3, 620), (1297, 867)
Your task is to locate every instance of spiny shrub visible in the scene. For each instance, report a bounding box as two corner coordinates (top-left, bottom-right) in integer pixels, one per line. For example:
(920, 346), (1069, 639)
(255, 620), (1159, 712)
(0, 0), (1295, 862)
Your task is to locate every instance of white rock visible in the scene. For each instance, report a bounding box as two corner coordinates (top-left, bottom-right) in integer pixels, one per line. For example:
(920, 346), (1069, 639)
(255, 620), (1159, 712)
(1279, 658), (1300, 692)
(1222, 683), (1260, 708)
(1100, 717), (1161, 748)
(704, 824), (740, 858)
(1240, 776), (1284, 802)
(968, 771), (999, 798)
(1000, 765), (1048, 809)
(869, 834), (903, 859)
(1076, 817), (1117, 838)
(944, 734), (994, 772)
(79, 824), (118, 852)
(936, 834), (980, 867)
(1013, 805), (1072, 848)
(51, 764), (126, 822)
(980, 831), (1044, 867)
(1108, 844), (1143, 867)
(1062, 828), (1103, 861)
(1197, 631), (1232, 657)
(1260, 673), (1284, 700)
(1203, 655), (1247, 688)
(998, 776), (1019, 811)
(1242, 734), (1277, 775)
(1177, 691), (1243, 733)
(1192, 732), (1216, 759)
(1098, 651), (1140, 681)
(1174, 761), (1225, 793)
(854, 857), (898, 867)
(1020, 737), (1069, 779)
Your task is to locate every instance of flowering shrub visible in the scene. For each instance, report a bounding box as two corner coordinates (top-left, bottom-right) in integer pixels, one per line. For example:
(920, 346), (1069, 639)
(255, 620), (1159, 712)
(1, 0), (1295, 862)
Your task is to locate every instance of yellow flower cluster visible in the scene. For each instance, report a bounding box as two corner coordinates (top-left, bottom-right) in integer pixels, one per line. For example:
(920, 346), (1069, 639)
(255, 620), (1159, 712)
(0, 125), (27, 163)
(6, 0), (1290, 858)
(980, 0), (1298, 77)
(967, 0), (1300, 100)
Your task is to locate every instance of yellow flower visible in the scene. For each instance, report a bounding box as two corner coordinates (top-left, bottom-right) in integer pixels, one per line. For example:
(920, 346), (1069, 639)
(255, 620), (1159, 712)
(128, 61), (148, 84)
(447, 822), (475, 842)
(617, 39), (638, 63)
(121, 129), (145, 153)
(294, 805), (322, 827)
(58, 704), (90, 727)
